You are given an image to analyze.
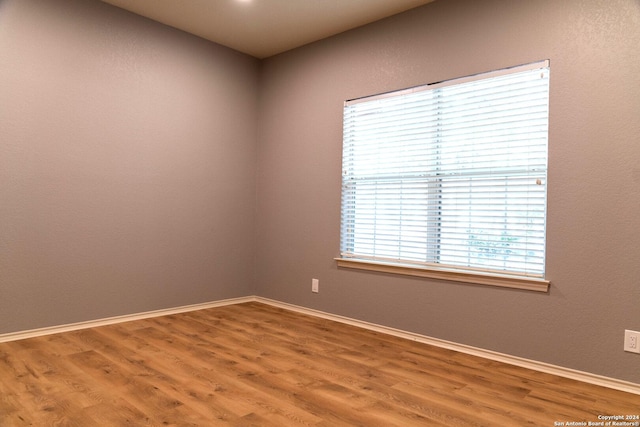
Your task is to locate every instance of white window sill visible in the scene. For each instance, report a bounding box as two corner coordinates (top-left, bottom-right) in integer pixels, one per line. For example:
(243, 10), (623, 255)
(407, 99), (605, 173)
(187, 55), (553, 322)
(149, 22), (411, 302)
(335, 258), (550, 293)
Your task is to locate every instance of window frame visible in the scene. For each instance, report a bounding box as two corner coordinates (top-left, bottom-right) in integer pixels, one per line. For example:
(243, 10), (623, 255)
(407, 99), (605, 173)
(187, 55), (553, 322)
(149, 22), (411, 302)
(337, 61), (551, 292)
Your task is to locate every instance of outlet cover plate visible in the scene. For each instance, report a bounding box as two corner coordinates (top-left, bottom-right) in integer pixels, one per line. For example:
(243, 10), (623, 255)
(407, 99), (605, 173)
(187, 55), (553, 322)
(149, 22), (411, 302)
(624, 330), (640, 353)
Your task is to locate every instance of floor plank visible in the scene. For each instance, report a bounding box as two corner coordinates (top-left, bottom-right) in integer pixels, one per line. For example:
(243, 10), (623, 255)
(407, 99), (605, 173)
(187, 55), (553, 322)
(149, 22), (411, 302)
(0, 302), (637, 426)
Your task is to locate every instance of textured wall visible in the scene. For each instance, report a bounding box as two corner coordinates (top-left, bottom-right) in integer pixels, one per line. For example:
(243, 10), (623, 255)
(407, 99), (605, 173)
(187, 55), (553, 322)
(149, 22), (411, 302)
(255, 0), (640, 383)
(0, 0), (259, 333)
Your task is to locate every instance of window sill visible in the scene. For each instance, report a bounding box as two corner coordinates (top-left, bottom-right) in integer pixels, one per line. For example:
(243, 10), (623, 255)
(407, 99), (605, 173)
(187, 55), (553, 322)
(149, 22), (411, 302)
(335, 258), (550, 293)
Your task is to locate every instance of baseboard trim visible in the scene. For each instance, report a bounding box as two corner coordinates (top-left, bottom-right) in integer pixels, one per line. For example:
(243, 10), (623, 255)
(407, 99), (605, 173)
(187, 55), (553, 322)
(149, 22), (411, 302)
(254, 296), (640, 396)
(2, 295), (638, 396)
(0, 296), (254, 343)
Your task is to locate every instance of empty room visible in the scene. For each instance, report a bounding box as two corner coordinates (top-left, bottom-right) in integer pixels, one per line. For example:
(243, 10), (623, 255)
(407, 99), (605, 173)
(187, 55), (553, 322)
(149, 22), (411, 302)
(1, 0), (639, 425)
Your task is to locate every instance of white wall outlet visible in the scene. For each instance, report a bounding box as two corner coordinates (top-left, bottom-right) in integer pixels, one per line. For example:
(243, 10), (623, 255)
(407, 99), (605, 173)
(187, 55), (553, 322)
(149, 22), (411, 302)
(624, 330), (640, 353)
(312, 278), (319, 293)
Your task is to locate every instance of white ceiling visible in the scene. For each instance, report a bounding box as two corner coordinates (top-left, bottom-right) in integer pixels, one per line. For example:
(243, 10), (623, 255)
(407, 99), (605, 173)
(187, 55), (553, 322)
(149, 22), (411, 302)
(100, 0), (434, 59)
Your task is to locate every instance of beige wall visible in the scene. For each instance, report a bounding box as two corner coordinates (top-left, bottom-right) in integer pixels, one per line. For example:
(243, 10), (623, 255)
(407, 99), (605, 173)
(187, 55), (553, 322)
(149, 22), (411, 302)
(2, 0), (639, 385)
(0, 0), (259, 332)
(255, 0), (640, 384)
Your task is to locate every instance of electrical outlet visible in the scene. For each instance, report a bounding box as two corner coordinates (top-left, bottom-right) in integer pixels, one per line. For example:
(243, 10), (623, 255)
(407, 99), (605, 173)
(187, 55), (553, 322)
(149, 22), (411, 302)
(624, 330), (640, 353)
(312, 278), (319, 293)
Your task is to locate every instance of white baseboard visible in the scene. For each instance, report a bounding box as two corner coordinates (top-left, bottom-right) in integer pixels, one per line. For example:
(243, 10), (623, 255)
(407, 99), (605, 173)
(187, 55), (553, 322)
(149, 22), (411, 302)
(2, 295), (638, 396)
(254, 296), (640, 396)
(0, 296), (253, 343)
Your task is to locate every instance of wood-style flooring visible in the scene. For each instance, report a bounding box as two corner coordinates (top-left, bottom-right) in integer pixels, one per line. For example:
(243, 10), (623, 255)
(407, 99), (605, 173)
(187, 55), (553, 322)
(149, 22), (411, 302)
(0, 302), (638, 426)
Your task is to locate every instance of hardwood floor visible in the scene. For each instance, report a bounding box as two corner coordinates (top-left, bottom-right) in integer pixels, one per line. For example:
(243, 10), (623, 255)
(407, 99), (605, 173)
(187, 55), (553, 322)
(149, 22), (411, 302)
(0, 302), (638, 426)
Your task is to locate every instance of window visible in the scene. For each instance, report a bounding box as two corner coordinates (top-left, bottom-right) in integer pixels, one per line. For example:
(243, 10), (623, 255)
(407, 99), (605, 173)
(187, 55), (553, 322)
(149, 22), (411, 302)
(338, 61), (550, 291)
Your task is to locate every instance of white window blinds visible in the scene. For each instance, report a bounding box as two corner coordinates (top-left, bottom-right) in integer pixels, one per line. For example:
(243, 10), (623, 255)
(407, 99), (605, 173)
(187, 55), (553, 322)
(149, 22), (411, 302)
(340, 61), (550, 278)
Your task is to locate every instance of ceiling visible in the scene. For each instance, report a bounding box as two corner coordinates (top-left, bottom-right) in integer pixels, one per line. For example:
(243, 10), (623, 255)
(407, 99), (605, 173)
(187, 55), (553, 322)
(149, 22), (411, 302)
(100, 0), (434, 59)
